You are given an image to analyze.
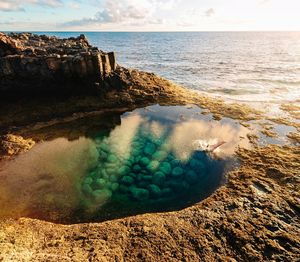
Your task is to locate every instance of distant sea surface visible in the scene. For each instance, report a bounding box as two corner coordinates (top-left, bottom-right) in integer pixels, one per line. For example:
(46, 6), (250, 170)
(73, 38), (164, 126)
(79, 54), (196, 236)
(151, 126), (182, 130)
(38, 32), (300, 106)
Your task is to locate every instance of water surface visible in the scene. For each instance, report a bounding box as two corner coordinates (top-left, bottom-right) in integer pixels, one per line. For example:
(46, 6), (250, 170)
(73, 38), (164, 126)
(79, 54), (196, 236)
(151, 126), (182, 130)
(0, 105), (250, 223)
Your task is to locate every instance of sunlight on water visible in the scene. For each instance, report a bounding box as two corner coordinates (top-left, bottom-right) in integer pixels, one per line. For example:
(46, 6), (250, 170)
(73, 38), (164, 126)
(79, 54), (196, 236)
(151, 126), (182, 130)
(0, 105), (251, 223)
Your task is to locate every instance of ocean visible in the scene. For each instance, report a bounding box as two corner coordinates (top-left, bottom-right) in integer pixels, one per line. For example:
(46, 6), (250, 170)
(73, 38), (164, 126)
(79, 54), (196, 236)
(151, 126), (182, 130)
(38, 32), (300, 108)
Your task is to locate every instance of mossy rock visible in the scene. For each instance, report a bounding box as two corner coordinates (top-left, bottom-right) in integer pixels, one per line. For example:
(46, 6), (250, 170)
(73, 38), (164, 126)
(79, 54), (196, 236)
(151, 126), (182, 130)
(121, 175), (134, 185)
(148, 184), (161, 198)
(160, 162), (172, 175)
(152, 172), (166, 186)
(172, 167), (184, 177)
(140, 157), (150, 166)
(130, 187), (150, 201)
(144, 143), (156, 156)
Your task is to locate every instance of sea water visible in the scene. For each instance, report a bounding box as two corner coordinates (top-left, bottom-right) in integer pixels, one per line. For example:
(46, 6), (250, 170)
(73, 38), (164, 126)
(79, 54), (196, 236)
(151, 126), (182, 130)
(37, 31), (300, 109)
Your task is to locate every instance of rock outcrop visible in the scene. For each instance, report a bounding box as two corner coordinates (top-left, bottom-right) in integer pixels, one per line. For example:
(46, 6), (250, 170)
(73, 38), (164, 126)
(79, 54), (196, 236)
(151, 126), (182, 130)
(0, 32), (117, 96)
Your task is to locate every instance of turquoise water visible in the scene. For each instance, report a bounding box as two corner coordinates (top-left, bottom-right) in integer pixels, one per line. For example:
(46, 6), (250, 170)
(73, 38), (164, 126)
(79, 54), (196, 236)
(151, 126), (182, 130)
(0, 105), (250, 223)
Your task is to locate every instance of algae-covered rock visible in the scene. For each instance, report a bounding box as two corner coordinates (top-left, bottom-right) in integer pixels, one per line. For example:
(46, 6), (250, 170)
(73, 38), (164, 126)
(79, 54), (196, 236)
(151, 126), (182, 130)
(137, 181), (148, 188)
(171, 159), (181, 167)
(140, 157), (150, 166)
(160, 162), (172, 175)
(148, 184), (161, 198)
(152, 171), (166, 186)
(110, 182), (119, 192)
(83, 177), (93, 185)
(109, 174), (118, 182)
(172, 167), (184, 176)
(92, 189), (112, 204)
(118, 166), (130, 176)
(121, 176), (134, 185)
(95, 178), (107, 189)
(82, 183), (93, 196)
(141, 175), (152, 181)
(144, 143), (156, 156)
(147, 160), (159, 172)
(130, 187), (149, 201)
(133, 164), (142, 172)
(107, 154), (118, 163)
(153, 150), (168, 160)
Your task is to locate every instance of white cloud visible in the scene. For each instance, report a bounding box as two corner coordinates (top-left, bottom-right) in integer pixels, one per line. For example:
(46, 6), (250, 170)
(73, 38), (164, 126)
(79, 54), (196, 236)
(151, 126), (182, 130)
(204, 8), (215, 17)
(62, 0), (178, 28)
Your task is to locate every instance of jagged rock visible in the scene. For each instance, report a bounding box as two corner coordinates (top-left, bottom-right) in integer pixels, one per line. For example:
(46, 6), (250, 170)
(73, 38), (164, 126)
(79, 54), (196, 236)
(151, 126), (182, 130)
(0, 32), (117, 96)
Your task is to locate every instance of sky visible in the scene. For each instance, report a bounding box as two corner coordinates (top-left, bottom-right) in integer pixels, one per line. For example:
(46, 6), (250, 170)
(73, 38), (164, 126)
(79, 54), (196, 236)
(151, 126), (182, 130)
(0, 0), (299, 31)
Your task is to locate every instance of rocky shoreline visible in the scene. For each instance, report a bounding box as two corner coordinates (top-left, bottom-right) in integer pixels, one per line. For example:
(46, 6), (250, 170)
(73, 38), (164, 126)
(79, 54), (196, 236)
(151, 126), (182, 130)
(0, 33), (299, 261)
(0, 32), (116, 96)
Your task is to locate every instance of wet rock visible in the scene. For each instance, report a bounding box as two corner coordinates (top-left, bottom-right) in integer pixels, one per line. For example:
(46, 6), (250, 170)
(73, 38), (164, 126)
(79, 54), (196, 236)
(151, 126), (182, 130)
(144, 143), (156, 156)
(147, 160), (159, 172)
(82, 184), (93, 196)
(92, 189), (112, 204)
(95, 178), (107, 189)
(148, 184), (161, 198)
(130, 187), (149, 201)
(121, 176), (134, 185)
(153, 150), (168, 160)
(160, 162), (172, 175)
(133, 164), (142, 172)
(140, 157), (150, 166)
(118, 166), (130, 176)
(185, 170), (198, 184)
(172, 167), (184, 177)
(110, 182), (119, 192)
(152, 172), (166, 186)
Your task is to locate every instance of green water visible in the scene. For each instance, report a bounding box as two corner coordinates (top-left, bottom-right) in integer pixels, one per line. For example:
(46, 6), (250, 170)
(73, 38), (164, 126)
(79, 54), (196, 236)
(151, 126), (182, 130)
(74, 108), (227, 222)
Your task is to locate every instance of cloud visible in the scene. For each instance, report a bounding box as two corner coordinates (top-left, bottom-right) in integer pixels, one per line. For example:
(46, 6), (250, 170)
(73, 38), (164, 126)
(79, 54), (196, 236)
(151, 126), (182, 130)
(0, 0), (62, 12)
(61, 0), (177, 28)
(204, 8), (215, 17)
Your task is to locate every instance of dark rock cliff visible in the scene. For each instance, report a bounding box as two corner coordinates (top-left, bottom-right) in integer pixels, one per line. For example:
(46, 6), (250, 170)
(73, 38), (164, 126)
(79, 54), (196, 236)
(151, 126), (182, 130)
(0, 32), (117, 97)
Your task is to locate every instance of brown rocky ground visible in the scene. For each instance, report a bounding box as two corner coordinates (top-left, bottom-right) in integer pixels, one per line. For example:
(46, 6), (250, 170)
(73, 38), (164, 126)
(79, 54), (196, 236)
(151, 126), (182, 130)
(0, 69), (299, 261)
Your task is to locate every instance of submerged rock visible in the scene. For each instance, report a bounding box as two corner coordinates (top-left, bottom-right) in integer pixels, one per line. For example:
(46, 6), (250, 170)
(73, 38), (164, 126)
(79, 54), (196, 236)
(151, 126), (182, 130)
(171, 167), (184, 177)
(130, 187), (149, 201)
(160, 162), (172, 175)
